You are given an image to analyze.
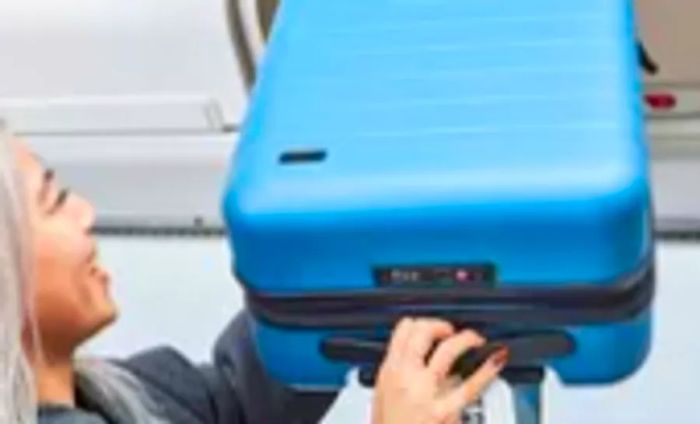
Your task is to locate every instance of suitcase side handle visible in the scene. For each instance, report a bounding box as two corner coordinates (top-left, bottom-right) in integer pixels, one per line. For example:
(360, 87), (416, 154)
(321, 331), (575, 387)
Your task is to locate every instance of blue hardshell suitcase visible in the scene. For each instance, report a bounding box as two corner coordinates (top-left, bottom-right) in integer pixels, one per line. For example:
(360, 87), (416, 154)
(223, 0), (653, 389)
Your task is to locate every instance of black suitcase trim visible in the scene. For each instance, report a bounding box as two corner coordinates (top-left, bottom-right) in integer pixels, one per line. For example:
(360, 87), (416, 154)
(240, 256), (654, 329)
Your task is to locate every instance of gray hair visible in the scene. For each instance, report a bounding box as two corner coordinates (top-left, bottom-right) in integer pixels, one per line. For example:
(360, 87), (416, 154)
(75, 360), (169, 424)
(0, 125), (168, 423)
(0, 123), (37, 424)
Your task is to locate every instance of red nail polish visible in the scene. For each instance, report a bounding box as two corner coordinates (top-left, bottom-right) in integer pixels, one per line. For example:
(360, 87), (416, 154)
(491, 348), (510, 368)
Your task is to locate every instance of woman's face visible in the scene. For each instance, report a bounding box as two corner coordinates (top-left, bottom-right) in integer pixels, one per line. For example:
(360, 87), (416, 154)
(15, 141), (116, 354)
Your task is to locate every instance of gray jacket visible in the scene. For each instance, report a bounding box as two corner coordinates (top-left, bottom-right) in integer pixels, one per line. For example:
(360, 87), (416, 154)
(38, 313), (339, 424)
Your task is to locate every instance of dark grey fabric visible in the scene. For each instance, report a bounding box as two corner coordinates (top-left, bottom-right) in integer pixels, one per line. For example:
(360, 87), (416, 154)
(38, 406), (108, 424)
(38, 312), (339, 424)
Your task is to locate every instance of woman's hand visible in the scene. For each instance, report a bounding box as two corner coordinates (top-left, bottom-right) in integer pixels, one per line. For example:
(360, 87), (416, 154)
(372, 318), (508, 424)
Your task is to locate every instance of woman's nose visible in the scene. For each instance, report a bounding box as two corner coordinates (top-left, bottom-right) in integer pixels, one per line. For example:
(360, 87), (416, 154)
(68, 193), (96, 231)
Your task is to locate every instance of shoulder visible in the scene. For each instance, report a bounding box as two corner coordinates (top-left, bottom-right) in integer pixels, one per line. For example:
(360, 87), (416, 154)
(39, 405), (108, 424)
(117, 346), (218, 423)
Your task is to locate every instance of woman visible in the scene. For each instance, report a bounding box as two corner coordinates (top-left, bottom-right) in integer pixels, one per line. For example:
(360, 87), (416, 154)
(0, 130), (507, 424)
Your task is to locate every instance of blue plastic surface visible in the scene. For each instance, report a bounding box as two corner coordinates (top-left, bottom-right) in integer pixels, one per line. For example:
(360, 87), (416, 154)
(223, 0), (652, 387)
(252, 312), (651, 389)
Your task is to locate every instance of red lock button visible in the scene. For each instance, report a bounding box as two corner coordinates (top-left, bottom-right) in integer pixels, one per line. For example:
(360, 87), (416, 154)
(645, 92), (677, 111)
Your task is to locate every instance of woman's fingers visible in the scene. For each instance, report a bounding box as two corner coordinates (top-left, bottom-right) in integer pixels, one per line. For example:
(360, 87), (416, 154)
(427, 330), (485, 379)
(437, 348), (509, 416)
(403, 319), (455, 366)
(373, 321), (504, 424)
(384, 317), (415, 364)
